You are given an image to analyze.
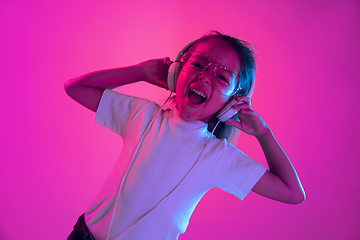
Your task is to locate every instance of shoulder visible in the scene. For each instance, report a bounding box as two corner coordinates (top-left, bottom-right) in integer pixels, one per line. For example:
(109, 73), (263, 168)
(95, 89), (161, 135)
(99, 89), (162, 116)
(207, 136), (241, 156)
(206, 136), (264, 173)
(101, 89), (156, 107)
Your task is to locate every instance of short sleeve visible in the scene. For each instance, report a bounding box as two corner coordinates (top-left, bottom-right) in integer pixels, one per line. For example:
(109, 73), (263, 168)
(95, 89), (152, 136)
(215, 144), (267, 200)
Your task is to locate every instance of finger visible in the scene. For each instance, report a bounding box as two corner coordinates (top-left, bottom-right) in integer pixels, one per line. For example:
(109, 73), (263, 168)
(233, 102), (251, 110)
(224, 119), (242, 129)
(234, 95), (251, 103)
(157, 58), (170, 72)
(162, 57), (173, 68)
(238, 108), (255, 117)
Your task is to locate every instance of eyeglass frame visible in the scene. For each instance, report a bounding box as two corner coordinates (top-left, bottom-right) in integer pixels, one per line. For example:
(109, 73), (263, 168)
(178, 50), (241, 96)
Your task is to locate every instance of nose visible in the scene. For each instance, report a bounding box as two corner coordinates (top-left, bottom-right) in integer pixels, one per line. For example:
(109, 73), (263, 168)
(198, 63), (214, 84)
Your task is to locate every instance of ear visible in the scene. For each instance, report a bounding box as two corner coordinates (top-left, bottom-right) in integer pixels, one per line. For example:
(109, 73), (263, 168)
(167, 62), (182, 92)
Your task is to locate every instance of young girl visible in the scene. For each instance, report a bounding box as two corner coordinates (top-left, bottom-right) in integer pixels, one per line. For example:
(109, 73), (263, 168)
(65, 31), (305, 240)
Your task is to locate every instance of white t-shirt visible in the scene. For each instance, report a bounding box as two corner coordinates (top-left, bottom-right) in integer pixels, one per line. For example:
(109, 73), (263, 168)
(85, 89), (267, 240)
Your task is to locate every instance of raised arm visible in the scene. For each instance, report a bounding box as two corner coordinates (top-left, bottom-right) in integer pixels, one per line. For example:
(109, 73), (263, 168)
(64, 57), (172, 112)
(251, 129), (305, 204)
(226, 96), (305, 204)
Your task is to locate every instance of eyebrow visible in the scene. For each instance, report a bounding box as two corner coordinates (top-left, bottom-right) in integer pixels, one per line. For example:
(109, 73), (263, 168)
(193, 51), (238, 76)
(189, 51), (235, 73)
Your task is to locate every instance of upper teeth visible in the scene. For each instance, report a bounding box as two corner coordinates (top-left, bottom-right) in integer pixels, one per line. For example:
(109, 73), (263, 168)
(191, 89), (206, 99)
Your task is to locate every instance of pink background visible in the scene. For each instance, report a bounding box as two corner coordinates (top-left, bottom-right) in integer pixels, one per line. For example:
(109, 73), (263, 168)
(1, 0), (359, 239)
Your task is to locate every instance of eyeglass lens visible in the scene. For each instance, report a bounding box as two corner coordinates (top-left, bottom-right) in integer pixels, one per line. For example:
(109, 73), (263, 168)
(181, 51), (239, 96)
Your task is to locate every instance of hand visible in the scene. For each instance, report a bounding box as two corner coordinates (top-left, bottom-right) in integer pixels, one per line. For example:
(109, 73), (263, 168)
(138, 57), (173, 89)
(225, 96), (270, 138)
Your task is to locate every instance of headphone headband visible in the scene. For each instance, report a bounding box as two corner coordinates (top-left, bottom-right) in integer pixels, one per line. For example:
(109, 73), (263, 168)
(175, 40), (199, 61)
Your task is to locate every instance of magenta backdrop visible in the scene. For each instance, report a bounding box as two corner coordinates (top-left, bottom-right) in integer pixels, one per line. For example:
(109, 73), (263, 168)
(1, 0), (359, 239)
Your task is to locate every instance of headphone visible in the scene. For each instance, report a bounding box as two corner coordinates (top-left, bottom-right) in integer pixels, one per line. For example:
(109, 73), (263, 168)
(167, 39), (254, 122)
(167, 40), (197, 93)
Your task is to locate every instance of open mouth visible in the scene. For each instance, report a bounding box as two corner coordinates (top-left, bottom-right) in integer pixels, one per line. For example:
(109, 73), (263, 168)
(188, 89), (206, 105)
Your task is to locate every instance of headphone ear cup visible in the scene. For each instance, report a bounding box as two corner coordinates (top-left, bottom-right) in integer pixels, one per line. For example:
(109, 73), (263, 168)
(168, 39), (196, 93)
(167, 62), (182, 92)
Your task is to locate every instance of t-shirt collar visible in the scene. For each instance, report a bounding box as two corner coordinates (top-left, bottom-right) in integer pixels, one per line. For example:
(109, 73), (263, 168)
(171, 107), (209, 132)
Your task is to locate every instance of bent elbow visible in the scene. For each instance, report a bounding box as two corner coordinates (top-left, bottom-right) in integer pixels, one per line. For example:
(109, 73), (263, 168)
(288, 191), (306, 205)
(64, 79), (76, 97)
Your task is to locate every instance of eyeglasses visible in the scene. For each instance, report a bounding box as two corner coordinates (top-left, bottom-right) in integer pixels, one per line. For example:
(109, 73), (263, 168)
(179, 50), (240, 96)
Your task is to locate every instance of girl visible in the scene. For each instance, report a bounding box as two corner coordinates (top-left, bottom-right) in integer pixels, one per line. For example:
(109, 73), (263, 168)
(65, 31), (305, 240)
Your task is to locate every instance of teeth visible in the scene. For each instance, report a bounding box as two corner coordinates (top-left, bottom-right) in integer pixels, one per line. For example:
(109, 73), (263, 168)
(190, 89), (206, 99)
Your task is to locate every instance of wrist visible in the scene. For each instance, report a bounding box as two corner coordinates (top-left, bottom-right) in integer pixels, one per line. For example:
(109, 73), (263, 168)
(134, 63), (145, 82)
(255, 127), (272, 141)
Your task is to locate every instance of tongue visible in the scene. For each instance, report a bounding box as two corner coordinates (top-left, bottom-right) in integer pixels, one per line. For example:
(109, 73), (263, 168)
(188, 91), (205, 105)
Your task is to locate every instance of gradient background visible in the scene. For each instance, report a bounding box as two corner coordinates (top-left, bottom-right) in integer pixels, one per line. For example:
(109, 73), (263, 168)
(1, 0), (359, 239)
